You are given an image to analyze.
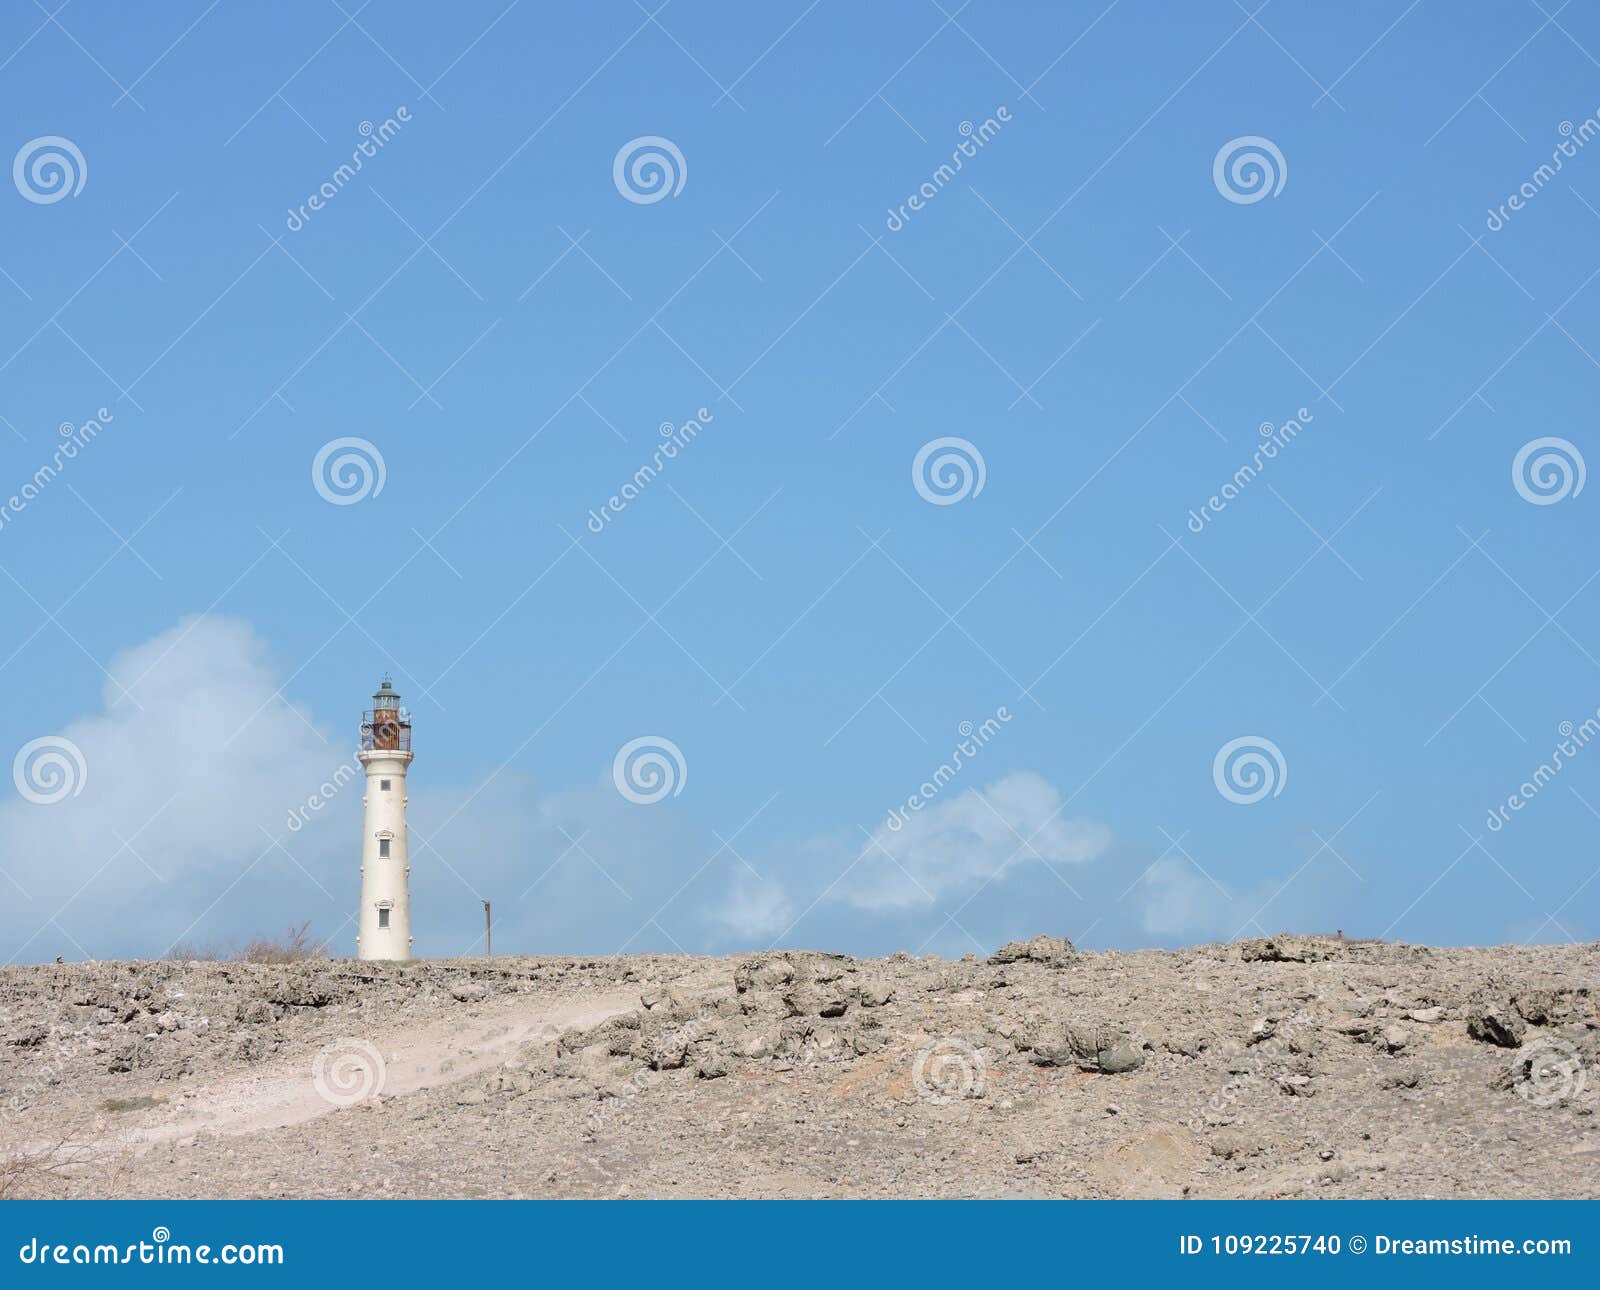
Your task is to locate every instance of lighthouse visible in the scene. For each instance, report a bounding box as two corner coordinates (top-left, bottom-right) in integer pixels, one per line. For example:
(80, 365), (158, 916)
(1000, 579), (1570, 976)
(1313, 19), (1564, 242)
(356, 678), (413, 961)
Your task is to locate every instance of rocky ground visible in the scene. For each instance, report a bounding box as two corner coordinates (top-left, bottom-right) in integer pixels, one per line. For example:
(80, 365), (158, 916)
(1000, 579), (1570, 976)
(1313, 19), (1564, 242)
(0, 935), (1595, 1199)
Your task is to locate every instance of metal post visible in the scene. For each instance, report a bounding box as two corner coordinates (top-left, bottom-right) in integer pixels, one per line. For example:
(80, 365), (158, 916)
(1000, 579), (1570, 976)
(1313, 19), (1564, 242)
(483, 899), (492, 957)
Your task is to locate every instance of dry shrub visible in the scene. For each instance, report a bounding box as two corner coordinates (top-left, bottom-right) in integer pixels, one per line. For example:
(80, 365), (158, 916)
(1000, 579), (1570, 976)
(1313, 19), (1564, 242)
(0, 1128), (96, 1200)
(168, 920), (329, 964)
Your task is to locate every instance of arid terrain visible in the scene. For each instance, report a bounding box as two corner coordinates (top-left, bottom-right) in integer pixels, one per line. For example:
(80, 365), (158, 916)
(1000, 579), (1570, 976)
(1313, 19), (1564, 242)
(1, 936), (1595, 1199)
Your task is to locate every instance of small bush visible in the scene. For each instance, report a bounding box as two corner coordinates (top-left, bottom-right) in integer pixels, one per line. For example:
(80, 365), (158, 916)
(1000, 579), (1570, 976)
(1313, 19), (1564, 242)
(167, 920), (329, 964)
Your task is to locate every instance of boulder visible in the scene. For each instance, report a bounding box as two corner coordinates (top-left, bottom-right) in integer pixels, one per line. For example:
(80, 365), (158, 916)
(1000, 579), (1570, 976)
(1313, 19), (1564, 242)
(1031, 1021), (1145, 1074)
(1465, 1003), (1525, 1048)
(988, 935), (1075, 967)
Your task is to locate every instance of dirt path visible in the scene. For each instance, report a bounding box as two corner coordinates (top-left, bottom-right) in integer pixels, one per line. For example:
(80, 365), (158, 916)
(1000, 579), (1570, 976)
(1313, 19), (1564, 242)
(110, 988), (641, 1152)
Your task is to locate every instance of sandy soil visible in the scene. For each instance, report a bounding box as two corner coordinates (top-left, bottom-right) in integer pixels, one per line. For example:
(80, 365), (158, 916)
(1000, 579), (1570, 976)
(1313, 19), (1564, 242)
(1, 937), (1595, 1199)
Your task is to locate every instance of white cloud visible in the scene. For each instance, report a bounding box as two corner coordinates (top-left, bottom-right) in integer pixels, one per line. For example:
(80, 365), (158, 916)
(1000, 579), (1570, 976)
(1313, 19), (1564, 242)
(1137, 856), (1233, 938)
(830, 771), (1110, 911)
(711, 867), (793, 940)
(0, 616), (346, 960)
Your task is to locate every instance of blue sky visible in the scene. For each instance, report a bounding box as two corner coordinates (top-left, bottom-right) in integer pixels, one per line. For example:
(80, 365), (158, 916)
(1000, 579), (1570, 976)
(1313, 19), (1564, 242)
(1, 1), (1597, 963)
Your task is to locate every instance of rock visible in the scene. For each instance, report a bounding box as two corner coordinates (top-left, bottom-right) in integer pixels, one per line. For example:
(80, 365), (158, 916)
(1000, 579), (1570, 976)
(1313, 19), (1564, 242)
(695, 1053), (729, 1080)
(1512, 991), (1557, 1026)
(782, 984), (848, 1018)
(988, 935), (1075, 967)
(852, 1031), (886, 1056)
(1466, 1003), (1525, 1048)
(1240, 937), (1309, 963)
(738, 1030), (776, 1060)
(454, 1087), (487, 1106)
(857, 985), (894, 1008)
(1407, 1007), (1445, 1024)
(1208, 1129), (1262, 1160)
(1098, 1042), (1145, 1074)
(733, 958), (795, 996)
(1032, 1022), (1145, 1074)
(448, 982), (489, 1004)
(640, 1033), (689, 1070)
(1247, 1017), (1276, 1045)
(1376, 1025), (1409, 1054)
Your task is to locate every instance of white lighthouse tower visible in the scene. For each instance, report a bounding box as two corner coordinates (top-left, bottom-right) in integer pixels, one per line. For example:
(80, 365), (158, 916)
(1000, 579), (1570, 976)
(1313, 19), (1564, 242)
(356, 678), (414, 961)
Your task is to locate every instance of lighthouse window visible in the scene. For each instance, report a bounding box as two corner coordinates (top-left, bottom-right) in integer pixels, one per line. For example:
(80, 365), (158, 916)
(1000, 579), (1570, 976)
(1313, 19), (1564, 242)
(378, 907), (390, 929)
(380, 779), (391, 791)
(378, 838), (391, 858)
